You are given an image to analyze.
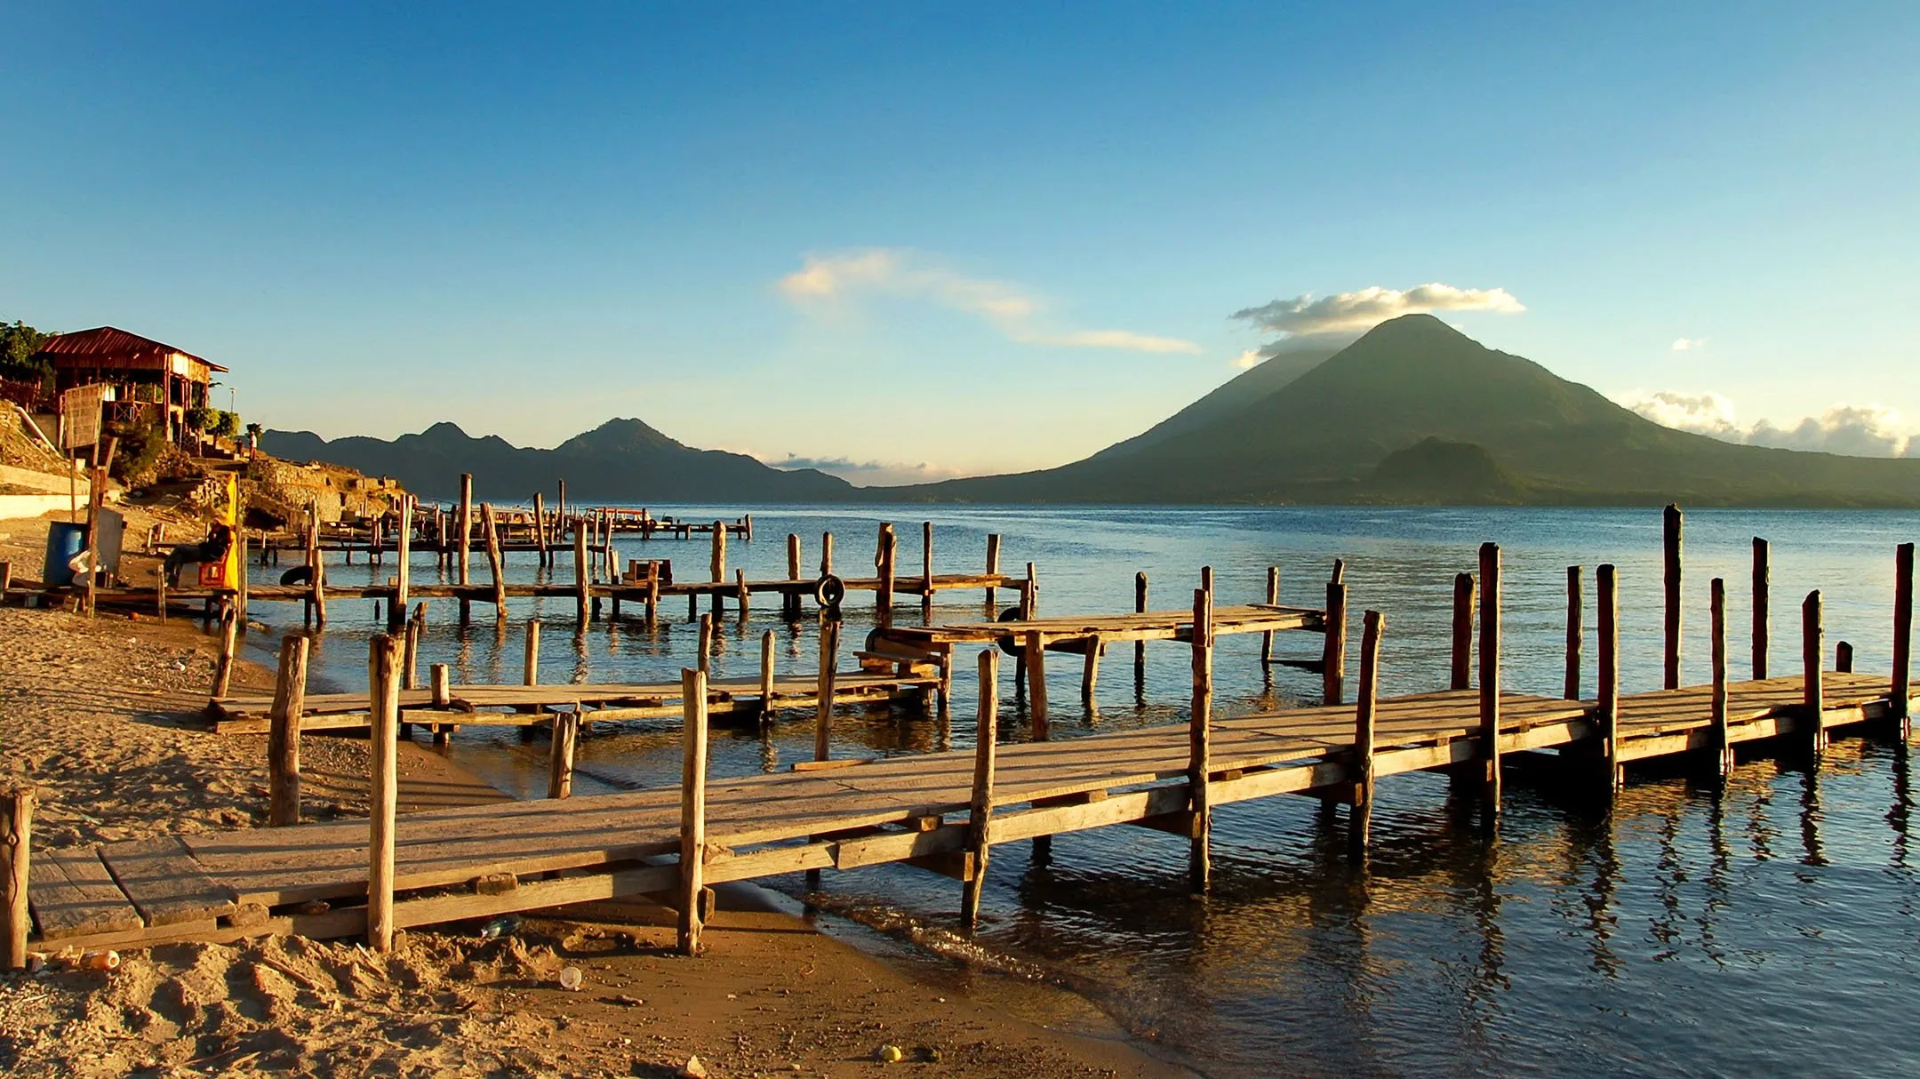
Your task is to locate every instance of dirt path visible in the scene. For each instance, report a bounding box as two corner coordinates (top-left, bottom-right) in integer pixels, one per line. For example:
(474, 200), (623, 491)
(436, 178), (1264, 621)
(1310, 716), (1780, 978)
(0, 600), (1195, 1078)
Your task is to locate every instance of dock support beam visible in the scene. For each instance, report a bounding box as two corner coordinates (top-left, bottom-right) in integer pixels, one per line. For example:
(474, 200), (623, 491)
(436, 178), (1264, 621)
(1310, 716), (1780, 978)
(524, 620), (541, 686)
(1478, 542), (1502, 817)
(985, 534), (1001, 612)
(1323, 561), (1347, 706)
(922, 521), (934, 622)
(1189, 576), (1213, 893)
(1134, 572), (1148, 675)
(456, 474), (473, 589)
(1664, 504), (1683, 689)
(367, 634), (401, 953)
(678, 668), (709, 956)
(1261, 566), (1280, 679)
(1564, 566), (1582, 701)
(1350, 610), (1383, 864)
(815, 617), (840, 761)
(876, 523), (897, 628)
(548, 713), (579, 799)
(1451, 572), (1475, 691)
(1753, 537), (1770, 679)
(1597, 564), (1621, 791)
(392, 495), (412, 629)
(1895, 542), (1914, 737)
(2, 788), (33, 970)
(269, 635), (309, 826)
(1804, 590), (1826, 753)
(1711, 578), (1733, 777)
(961, 649), (998, 931)
(759, 630), (776, 725)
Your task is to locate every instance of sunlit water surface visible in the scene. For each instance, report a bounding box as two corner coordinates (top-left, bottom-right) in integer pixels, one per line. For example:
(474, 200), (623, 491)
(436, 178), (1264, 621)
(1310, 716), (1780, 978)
(247, 506), (1920, 1078)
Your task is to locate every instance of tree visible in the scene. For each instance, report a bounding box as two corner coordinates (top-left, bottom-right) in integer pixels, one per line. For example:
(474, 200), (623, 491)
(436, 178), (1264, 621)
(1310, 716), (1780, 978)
(0, 319), (53, 383)
(184, 405), (214, 431)
(212, 410), (240, 437)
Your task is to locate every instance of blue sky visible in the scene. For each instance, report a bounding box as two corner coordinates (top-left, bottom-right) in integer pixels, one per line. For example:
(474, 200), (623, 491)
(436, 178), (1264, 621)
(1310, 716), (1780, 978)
(3, 2), (1916, 481)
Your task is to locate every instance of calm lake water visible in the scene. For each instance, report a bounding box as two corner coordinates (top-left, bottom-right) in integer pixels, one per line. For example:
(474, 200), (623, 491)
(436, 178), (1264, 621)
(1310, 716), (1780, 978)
(247, 506), (1920, 1078)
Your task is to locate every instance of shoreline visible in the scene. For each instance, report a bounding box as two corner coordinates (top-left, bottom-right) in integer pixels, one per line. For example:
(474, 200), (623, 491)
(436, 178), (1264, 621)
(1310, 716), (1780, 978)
(0, 513), (1195, 1077)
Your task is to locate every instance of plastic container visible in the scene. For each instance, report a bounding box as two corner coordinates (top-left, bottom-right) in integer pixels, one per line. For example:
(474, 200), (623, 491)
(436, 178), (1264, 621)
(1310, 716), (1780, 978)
(43, 522), (86, 588)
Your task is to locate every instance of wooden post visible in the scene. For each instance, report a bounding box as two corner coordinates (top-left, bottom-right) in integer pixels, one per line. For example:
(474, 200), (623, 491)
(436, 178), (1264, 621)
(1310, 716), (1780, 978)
(985, 534), (1001, 610)
(0, 561), (10, 604)
(1753, 537), (1770, 680)
(309, 526), (327, 628)
(430, 663), (450, 706)
(403, 611), (421, 692)
(1895, 542), (1914, 733)
(1023, 562), (1038, 618)
(547, 713), (579, 799)
(1598, 564), (1621, 791)
(697, 613), (713, 677)
(1711, 577), (1733, 777)
(678, 668), (709, 955)
(393, 495), (411, 628)
(573, 525), (590, 622)
(556, 480), (566, 544)
(1350, 609), (1384, 863)
(0, 789), (29, 970)
(367, 634), (401, 952)
(268, 635), (308, 826)
(1803, 590), (1826, 753)
(1837, 641), (1853, 674)
(710, 520), (727, 617)
(1260, 566), (1280, 674)
(922, 521), (934, 620)
(1081, 635), (1103, 704)
(1025, 630), (1049, 741)
(1565, 565), (1583, 700)
(1664, 504), (1683, 689)
(1322, 569), (1348, 706)
(736, 569), (749, 623)
(1134, 572), (1149, 672)
(456, 474), (473, 587)
(1451, 572), (1475, 690)
(1478, 542), (1502, 813)
(211, 604), (239, 699)
(820, 531), (834, 576)
(523, 620), (541, 686)
(876, 522), (896, 628)
(759, 629), (776, 724)
(815, 618), (840, 761)
(786, 533), (802, 616)
(961, 648), (999, 931)
(481, 503), (507, 621)
(1188, 581), (1213, 893)
(533, 492), (547, 567)
(236, 529), (249, 624)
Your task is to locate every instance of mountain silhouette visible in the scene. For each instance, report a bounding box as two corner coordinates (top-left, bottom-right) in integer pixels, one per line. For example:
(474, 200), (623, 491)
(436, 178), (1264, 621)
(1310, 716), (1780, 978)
(263, 418), (853, 501)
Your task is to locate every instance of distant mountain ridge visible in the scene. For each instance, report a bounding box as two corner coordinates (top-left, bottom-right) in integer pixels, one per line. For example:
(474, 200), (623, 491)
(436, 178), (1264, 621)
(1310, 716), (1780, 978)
(263, 418), (854, 501)
(880, 315), (1920, 506)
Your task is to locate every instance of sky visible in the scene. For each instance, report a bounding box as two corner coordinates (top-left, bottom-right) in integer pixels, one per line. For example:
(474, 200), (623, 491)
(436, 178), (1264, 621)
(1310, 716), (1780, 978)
(2, 2), (1916, 483)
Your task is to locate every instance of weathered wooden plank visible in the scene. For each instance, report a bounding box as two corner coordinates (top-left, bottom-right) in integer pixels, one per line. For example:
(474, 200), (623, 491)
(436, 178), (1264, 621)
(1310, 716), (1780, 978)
(28, 848), (144, 939)
(100, 837), (237, 927)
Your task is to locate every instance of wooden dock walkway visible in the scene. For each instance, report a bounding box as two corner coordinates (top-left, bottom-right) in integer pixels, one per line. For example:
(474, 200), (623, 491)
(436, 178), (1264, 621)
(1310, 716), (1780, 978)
(17, 668), (1910, 955)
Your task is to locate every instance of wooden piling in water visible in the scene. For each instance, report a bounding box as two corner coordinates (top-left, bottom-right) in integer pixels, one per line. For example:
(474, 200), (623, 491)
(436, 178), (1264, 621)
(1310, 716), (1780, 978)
(548, 713), (579, 799)
(457, 475), (473, 588)
(815, 618), (840, 761)
(1597, 564), (1621, 791)
(573, 526), (590, 623)
(1711, 577), (1733, 777)
(1026, 629), (1049, 741)
(820, 531), (834, 577)
(2, 788), (31, 970)
(1478, 542), (1502, 814)
(1322, 563), (1348, 706)
(961, 648), (998, 931)
(1804, 590), (1826, 753)
(1664, 504), (1683, 689)
(1189, 578), (1214, 893)
(735, 569), (749, 622)
(786, 534), (802, 616)
(268, 636), (308, 826)
(922, 522), (935, 621)
(393, 495), (411, 629)
(1350, 609), (1383, 864)
(876, 522), (897, 628)
(678, 668), (709, 956)
(697, 614), (712, 678)
(710, 521), (726, 617)
(759, 630), (776, 725)
(1753, 537), (1770, 679)
(1564, 566), (1582, 701)
(367, 634), (401, 952)
(1895, 542), (1914, 734)
(481, 504), (507, 620)
(524, 620), (541, 686)
(985, 534), (1001, 611)
(532, 492), (547, 567)
(1134, 571), (1149, 673)
(1261, 566), (1280, 677)
(1837, 641), (1853, 673)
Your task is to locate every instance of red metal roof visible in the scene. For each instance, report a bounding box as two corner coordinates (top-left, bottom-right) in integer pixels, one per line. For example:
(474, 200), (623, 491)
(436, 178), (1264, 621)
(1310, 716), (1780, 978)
(37, 326), (229, 373)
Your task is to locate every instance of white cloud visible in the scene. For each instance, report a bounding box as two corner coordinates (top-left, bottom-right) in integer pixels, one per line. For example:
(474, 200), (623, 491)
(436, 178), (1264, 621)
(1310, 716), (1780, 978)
(1230, 283), (1524, 359)
(779, 249), (1201, 354)
(765, 453), (968, 487)
(1620, 390), (1916, 457)
(1671, 337), (1708, 352)
(1233, 349), (1261, 370)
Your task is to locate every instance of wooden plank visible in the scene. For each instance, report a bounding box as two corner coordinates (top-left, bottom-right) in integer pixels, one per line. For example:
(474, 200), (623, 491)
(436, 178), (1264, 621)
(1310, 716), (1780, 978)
(99, 836), (237, 928)
(30, 848), (144, 939)
(1664, 503), (1683, 689)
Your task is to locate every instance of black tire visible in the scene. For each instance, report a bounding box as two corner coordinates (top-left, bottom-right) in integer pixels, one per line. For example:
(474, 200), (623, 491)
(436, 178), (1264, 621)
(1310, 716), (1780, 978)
(280, 565), (314, 586)
(814, 574), (846, 608)
(996, 606), (1025, 655)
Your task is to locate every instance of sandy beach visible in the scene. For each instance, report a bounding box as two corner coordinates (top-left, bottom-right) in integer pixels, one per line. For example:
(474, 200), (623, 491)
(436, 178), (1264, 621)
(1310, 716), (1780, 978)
(0, 512), (1193, 1078)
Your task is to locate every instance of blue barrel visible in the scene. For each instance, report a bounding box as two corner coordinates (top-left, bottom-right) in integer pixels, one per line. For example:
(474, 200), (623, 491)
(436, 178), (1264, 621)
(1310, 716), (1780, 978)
(43, 522), (86, 587)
